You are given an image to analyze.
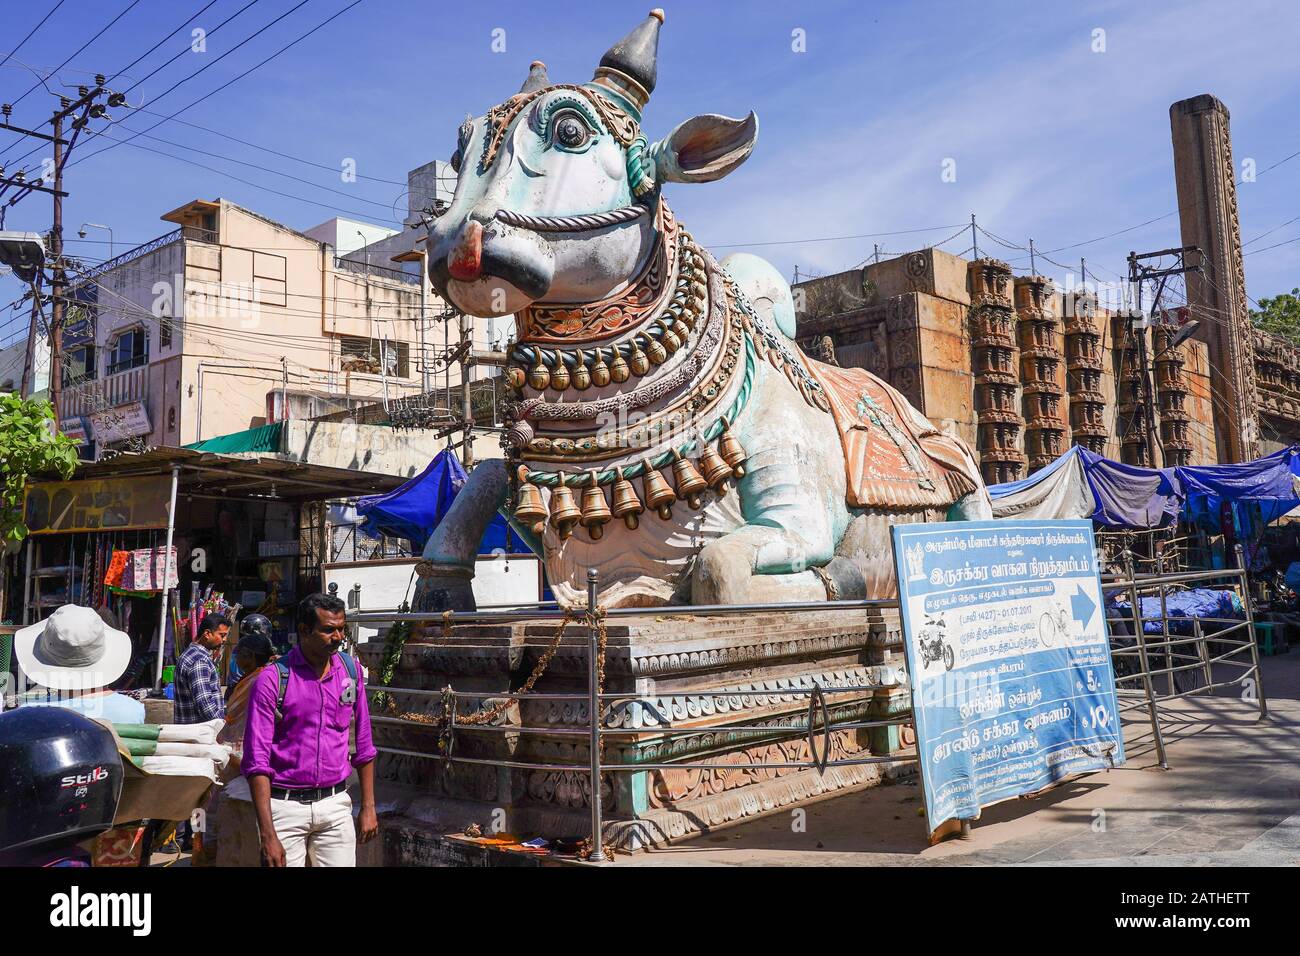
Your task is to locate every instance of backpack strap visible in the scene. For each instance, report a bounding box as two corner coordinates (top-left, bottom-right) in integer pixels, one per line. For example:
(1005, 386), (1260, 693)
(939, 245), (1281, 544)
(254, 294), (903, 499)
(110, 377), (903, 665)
(274, 659), (291, 720)
(337, 650), (358, 683)
(273, 652), (358, 722)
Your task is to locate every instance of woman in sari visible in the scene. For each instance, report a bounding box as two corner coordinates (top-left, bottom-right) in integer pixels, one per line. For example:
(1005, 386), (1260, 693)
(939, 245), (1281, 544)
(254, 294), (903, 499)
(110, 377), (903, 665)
(195, 628), (274, 866)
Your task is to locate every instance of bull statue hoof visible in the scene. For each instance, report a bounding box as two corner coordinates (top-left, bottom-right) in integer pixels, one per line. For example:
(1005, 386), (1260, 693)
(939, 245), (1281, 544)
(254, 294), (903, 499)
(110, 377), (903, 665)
(420, 11), (990, 609)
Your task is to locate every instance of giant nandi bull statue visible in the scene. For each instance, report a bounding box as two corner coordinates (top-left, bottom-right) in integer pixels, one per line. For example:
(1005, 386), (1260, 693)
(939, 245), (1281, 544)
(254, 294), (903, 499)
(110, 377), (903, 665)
(417, 9), (990, 610)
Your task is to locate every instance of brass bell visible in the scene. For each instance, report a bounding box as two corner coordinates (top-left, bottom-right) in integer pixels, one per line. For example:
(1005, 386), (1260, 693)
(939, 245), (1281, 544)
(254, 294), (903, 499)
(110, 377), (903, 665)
(662, 328), (681, 353)
(513, 466), (547, 536)
(611, 467), (644, 530)
(630, 346), (650, 376)
(549, 361), (571, 391)
(572, 353), (592, 391)
(547, 472), (581, 539)
(579, 472), (612, 540)
(671, 450), (708, 509)
(647, 339), (668, 365)
(507, 365), (527, 391)
(591, 352), (611, 387)
(528, 358), (550, 391)
(697, 441), (733, 494)
(719, 425), (747, 478)
(672, 317), (691, 340)
(641, 459), (676, 520)
(610, 353), (630, 383)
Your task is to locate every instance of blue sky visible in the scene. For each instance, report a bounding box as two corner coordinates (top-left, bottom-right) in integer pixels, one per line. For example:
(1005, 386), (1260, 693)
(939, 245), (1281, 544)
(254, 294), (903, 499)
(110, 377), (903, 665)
(2, 0), (1298, 343)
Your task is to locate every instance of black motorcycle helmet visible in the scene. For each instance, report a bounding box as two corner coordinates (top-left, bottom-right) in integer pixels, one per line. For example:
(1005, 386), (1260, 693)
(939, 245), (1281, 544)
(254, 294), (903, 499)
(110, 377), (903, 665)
(239, 613), (273, 642)
(0, 708), (123, 856)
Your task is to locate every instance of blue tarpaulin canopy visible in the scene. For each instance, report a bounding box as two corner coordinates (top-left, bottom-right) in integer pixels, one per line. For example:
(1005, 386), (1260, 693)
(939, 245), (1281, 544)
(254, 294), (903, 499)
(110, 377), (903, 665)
(356, 449), (529, 554)
(989, 444), (1300, 530)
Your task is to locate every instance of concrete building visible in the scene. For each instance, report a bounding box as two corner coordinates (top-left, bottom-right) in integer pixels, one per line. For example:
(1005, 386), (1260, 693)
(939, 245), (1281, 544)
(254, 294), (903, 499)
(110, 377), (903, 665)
(55, 197), (426, 456)
(0, 328), (48, 397)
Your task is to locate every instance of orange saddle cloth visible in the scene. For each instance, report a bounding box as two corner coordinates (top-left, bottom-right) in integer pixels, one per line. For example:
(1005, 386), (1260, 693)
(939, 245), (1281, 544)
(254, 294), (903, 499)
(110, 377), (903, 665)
(804, 357), (982, 510)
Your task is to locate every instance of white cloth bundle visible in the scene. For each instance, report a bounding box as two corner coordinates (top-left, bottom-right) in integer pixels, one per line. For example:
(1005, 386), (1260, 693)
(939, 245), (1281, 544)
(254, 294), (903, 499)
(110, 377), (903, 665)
(151, 741), (232, 769)
(136, 755), (219, 781)
(157, 718), (224, 744)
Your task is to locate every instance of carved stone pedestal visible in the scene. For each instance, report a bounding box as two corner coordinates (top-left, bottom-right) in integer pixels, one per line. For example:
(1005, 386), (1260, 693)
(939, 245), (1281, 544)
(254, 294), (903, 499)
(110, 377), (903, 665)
(359, 607), (916, 860)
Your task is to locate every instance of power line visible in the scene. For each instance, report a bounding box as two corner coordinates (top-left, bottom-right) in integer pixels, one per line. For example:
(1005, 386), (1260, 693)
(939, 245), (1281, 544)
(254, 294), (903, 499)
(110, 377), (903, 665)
(4, 0), (139, 110)
(82, 127), (404, 223)
(106, 0), (223, 86)
(707, 222), (967, 250)
(69, 0), (366, 173)
(126, 107), (408, 186)
(0, 1), (67, 72)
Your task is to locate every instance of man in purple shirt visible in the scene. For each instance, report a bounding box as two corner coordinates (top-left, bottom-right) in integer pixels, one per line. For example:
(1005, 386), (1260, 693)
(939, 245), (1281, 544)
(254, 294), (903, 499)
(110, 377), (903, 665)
(242, 593), (378, 867)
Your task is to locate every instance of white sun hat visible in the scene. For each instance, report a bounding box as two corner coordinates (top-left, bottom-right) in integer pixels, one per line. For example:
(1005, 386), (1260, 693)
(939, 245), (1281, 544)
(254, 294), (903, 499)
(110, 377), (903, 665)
(14, 604), (133, 691)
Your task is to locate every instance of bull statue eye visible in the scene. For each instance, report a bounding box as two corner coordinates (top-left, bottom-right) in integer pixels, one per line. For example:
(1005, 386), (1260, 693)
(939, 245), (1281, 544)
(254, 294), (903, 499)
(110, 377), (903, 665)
(552, 110), (593, 151)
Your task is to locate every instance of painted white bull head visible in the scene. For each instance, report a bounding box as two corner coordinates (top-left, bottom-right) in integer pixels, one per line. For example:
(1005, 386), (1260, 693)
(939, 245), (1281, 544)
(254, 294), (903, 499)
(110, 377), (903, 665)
(427, 9), (759, 322)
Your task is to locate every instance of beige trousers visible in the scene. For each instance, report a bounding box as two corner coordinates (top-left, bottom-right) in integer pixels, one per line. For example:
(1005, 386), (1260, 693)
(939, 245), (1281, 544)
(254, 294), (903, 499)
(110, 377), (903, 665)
(268, 790), (356, 867)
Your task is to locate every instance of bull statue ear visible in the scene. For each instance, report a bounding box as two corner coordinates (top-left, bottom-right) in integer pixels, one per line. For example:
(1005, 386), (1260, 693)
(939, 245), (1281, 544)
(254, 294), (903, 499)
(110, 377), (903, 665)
(648, 111), (759, 184)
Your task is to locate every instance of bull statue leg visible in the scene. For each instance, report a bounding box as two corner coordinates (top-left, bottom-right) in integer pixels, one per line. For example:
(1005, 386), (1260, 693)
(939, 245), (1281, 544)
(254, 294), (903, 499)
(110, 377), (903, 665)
(412, 458), (510, 612)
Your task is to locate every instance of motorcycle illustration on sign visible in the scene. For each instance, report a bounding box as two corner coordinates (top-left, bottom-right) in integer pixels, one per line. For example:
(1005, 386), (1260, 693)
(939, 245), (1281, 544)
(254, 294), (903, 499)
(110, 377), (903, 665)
(917, 616), (956, 671)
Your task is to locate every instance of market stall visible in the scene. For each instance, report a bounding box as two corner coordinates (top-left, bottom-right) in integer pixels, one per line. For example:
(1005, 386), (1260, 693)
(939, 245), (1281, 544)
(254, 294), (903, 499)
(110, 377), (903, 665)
(13, 447), (405, 690)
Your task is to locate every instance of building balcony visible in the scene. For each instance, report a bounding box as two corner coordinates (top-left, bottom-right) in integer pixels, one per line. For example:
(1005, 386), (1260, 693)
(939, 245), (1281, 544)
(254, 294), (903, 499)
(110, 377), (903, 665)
(59, 363), (150, 420)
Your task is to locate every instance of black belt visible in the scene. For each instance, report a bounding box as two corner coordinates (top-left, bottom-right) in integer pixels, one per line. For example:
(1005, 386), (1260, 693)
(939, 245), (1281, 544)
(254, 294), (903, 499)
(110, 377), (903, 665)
(270, 782), (348, 803)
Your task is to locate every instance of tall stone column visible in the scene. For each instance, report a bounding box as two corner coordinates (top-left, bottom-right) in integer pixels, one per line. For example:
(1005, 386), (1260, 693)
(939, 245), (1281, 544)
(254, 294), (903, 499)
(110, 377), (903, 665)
(1015, 275), (1066, 470)
(1169, 94), (1258, 462)
(968, 258), (1024, 483)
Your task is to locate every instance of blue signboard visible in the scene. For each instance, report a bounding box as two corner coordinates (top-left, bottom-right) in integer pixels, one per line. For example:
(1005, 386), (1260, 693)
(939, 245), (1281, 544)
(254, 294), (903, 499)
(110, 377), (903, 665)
(891, 519), (1124, 835)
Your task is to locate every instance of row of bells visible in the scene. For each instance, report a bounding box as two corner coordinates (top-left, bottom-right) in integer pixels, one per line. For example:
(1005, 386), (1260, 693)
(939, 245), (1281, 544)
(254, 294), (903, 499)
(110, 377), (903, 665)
(514, 429), (747, 540)
(510, 322), (695, 394)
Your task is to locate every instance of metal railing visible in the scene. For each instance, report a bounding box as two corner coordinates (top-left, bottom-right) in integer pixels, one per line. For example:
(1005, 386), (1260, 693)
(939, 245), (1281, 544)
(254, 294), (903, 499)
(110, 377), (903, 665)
(350, 575), (916, 861)
(1101, 542), (1268, 769)
(352, 553), (1272, 860)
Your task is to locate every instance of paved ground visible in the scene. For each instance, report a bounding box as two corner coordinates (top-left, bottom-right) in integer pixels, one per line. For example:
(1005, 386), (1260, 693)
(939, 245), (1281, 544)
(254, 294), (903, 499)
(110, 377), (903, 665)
(623, 650), (1300, 867)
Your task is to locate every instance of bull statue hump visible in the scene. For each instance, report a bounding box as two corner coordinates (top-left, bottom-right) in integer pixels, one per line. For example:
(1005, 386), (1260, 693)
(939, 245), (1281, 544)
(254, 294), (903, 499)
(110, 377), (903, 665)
(417, 9), (991, 611)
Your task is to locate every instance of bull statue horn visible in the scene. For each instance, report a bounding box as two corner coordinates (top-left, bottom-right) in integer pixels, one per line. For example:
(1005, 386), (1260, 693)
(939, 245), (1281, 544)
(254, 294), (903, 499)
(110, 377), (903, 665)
(519, 60), (550, 95)
(590, 8), (663, 116)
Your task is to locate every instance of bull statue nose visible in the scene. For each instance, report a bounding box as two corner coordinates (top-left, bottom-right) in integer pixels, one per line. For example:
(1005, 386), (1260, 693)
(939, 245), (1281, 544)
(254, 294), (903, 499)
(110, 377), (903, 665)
(448, 219), (484, 281)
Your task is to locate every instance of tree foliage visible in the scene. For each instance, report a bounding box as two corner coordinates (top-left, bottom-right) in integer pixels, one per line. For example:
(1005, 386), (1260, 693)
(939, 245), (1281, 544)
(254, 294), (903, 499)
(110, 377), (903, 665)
(1250, 287), (1300, 342)
(0, 393), (79, 547)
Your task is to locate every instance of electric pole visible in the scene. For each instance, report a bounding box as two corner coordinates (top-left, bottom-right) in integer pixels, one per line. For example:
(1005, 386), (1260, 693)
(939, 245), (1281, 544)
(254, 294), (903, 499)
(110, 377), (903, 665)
(1127, 245), (1203, 469)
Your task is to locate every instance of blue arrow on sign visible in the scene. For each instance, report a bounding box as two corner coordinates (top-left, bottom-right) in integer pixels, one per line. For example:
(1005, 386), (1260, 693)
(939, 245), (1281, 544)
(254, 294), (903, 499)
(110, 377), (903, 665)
(1071, 585), (1097, 631)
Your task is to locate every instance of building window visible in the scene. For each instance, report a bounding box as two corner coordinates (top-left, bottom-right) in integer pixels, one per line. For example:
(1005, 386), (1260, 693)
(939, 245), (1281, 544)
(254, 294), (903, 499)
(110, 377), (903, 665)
(340, 336), (409, 378)
(106, 328), (148, 375)
(63, 345), (96, 387)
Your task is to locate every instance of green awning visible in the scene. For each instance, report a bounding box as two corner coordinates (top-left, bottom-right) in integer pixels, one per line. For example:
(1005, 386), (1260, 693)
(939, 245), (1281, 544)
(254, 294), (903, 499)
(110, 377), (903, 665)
(184, 421), (284, 454)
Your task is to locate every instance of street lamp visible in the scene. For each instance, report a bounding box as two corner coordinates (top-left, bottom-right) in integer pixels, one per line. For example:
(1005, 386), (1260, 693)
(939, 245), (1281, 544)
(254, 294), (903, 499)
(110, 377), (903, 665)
(0, 231), (45, 283)
(78, 222), (113, 259)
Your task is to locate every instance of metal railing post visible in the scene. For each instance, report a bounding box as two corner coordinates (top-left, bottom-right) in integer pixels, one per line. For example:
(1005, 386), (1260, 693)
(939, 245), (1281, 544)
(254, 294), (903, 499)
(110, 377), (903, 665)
(1156, 542), (1175, 697)
(585, 568), (606, 862)
(1235, 544), (1269, 721)
(1128, 560), (1168, 769)
(1194, 619), (1212, 695)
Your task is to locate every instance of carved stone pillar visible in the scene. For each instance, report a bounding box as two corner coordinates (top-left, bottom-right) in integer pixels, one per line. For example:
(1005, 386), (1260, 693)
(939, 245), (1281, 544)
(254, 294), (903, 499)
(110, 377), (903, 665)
(1153, 327), (1193, 466)
(1015, 275), (1066, 470)
(1114, 312), (1153, 467)
(1064, 291), (1108, 453)
(968, 258), (1024, 483)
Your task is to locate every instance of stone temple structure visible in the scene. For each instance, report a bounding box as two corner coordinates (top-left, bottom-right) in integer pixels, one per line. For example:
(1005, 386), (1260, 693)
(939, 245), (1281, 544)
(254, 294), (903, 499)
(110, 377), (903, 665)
(796, 93), (1298, 475)
(795, 248), (1220, 475)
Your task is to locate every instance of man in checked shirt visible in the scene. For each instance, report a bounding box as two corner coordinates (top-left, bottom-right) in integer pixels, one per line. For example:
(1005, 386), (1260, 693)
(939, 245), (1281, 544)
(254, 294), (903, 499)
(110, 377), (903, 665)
(175, 613), (230, 724)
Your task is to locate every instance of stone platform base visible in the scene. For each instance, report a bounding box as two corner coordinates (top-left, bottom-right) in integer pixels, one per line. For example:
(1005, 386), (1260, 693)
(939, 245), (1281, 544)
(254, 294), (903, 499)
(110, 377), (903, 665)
(360, 605), (913, 861)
